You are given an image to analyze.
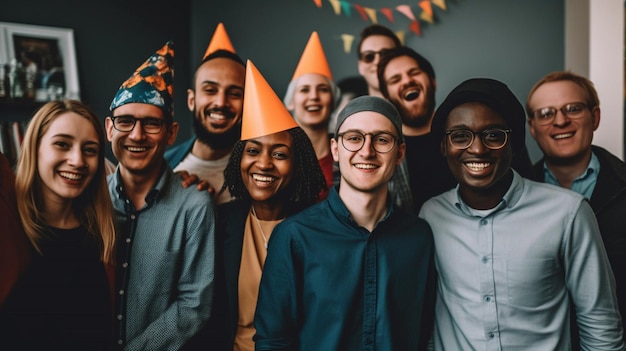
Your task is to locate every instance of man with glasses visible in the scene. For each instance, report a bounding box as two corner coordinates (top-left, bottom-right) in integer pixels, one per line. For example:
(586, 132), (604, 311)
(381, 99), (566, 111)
(526, 71), (626, 348)
(357, 24), (401, 98)
(106, 41), (215, 350)
(254, 96), (435, 351)
(419, 78), (624, 350)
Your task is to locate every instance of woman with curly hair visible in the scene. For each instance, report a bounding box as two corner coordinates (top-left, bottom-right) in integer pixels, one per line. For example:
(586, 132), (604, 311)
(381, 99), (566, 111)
(200, 61), (326, 351)
(1, 100), (115, 350)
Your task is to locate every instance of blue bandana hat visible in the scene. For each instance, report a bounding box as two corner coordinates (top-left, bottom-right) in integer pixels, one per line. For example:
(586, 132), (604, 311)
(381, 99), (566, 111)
(110, 40), (174, 117)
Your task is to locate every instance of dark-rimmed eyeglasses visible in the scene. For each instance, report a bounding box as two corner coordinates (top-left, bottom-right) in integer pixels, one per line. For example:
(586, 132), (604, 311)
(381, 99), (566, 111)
(445, 128), (511, 150)
(530, 102), (590, 126)
(337, 131), (398, 153)
(111, 115), (165, 134)
(359, 49), (391, 64)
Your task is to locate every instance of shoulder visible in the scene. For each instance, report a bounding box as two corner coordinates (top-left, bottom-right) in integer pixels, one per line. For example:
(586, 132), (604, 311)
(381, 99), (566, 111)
(164, 137), (196, 164)
(165, 170), (214, 206)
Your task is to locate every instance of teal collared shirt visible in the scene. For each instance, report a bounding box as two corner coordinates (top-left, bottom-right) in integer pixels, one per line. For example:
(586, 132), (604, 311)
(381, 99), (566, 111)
(544, 151), (600, 199)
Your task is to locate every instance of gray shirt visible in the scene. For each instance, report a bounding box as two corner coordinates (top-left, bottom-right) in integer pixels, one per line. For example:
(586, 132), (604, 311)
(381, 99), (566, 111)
(108, 166), (215, 350)
(420, 171), (624, 350)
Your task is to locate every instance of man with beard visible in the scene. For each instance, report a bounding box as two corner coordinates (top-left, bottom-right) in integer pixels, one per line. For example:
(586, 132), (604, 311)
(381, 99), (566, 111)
(377, 46), (455, 212)
(165, 49), (245, 204)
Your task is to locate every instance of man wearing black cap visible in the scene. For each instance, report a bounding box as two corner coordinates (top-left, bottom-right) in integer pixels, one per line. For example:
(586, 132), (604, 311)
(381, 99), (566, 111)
(254, 96), (435, 351)
(419, 78), (624, 350)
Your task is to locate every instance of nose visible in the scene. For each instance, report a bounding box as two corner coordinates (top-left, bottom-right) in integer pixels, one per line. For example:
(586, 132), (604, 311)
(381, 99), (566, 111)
(552, 109), (570, 126)
(128, 121), (146, 140)
(466, 133), (488, 154)
(213, 91), (227, 108)
(255, 151), (274, 170)
(357, 135), (377, 158)
(68, 146), (87, 168)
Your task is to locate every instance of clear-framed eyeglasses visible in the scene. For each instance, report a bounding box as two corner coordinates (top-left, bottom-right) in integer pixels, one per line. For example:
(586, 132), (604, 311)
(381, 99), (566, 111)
(111, 115), (165, 134)
(445, 128), (511, 150)
(530, 102), (590, 126)
(337, 131), (398, 153)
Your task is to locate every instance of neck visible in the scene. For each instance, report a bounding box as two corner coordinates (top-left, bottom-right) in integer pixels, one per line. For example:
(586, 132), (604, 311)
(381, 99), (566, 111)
(42, 199), (79, 229)
(368, 87), (384, 98)
(251, 201), (285, 221)
(402, 122), (431, 137)
(192, 139), (233, 161)
(338, 183), (389, 232)
(544, 150), (593, 189)
(300, 126), (330, 159)
(460, 170), (514, 210)
(119, 165), (161, 209)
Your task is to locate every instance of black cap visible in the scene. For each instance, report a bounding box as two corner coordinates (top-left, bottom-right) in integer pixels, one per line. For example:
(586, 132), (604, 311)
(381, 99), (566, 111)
(431, 78), (526, 154)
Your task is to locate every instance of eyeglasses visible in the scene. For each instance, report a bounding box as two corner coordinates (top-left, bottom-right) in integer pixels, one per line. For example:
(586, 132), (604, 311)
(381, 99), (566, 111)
(359, 49), (391, 64)
(531, 102), (590, 126)
(111, 115), (165, 134)
(445, 128), (511, 150)
(337, 131), (398, 153)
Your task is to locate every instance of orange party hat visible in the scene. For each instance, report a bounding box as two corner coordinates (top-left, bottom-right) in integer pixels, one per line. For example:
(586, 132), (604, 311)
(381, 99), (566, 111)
(291, 31), (333, 81)
(203, 22), (236, 59)
(241, 60), (298, 140)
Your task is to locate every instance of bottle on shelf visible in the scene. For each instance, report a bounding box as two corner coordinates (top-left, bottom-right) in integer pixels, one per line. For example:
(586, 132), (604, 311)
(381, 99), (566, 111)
(7, 58), (26, 101)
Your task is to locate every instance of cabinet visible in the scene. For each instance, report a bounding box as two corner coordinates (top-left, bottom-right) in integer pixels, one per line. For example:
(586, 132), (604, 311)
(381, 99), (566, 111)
(0, 100), (43, 168)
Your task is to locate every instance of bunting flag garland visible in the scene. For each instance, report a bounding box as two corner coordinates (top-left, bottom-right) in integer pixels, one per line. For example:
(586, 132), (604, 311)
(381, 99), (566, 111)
(316, 0), (451, 54)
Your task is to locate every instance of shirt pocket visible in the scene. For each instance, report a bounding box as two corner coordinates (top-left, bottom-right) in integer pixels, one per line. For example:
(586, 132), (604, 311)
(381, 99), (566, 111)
(506, 258), (560, 308)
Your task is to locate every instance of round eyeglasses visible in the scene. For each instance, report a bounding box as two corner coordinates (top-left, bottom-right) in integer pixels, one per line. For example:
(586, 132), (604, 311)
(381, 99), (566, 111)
(531, 102), (590, 126)
(337, 131), (398, 153)
(111, 116), (165, 134)
(445, 128), (511, 150)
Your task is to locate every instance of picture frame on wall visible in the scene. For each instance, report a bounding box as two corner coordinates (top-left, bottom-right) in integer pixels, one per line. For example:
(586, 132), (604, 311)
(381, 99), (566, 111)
(0, 21), (80, 101)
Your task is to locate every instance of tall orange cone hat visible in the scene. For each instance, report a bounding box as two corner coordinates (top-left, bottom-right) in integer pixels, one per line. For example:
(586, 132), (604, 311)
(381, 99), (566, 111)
(241, 60), (298, 140)
(203, 22), (236, 59)
(291, 31), (333, 81)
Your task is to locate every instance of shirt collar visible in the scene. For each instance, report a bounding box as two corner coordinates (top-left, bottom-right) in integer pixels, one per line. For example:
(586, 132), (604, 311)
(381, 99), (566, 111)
(454, 170), (523, 218)
(113, 165), (170, 207)
(327, 185), (395, 228)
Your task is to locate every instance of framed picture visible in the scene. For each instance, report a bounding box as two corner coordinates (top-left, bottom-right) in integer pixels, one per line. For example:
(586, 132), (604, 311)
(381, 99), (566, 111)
(0, 22), (80, 101)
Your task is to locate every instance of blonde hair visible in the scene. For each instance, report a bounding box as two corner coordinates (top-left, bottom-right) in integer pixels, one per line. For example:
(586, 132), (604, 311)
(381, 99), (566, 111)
(15, 100), (116, 264)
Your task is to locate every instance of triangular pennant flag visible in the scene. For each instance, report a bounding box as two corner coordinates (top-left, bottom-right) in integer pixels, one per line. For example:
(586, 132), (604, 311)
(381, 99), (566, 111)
(396, 4), (416, 21)
(329, 0), (341, 15)
(352, 4), (369, 21)
(340, 1), (352, 17)
(432, 0), (447, 11)
(380, 8), (395, 23)
(203, 22), (236, 59)
(420, 11), (434, 24)
(364, 7), (378, 23)
(420, 1), (433, 17)
(241, 60), (298, 140)
(341, 34), (355, 54)
(409, 20), (422, 36)
(313, 0), (322, 8)
(395, 30), (406, 45)
(291, 32), (333, 81)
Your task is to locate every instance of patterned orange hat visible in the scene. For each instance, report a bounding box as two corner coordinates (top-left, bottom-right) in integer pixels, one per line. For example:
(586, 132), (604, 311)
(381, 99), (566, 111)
(241, 60), (298, 140)
(291, 31), (333, 81)
(203, 22), (235, 59)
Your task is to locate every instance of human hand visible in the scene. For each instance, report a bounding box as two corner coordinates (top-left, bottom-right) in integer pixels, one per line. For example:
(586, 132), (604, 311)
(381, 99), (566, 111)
(177, 170), (216, 196)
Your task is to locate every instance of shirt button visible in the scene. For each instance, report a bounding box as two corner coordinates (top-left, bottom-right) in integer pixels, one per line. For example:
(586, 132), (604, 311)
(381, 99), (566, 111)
(488, 332), (495, 338)
(118, 339), (123, 345)
(130, 214), (136, 220)
(119, 290), (124, 295)
(484, 295), (492, 302)
(126, 238), (131, 244)
(482, 256), (489, 263)
(122, 262), (128, 268)
(480, 219), (488, 225)
(117, 314), (123, 320)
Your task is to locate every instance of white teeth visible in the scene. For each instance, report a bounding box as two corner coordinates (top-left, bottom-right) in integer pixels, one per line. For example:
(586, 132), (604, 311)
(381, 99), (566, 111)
(465, 162), (490, 171)
(305, 106), (321, 112)
(253, 174), (275, 182)
(59, 171), (83, 180)
(354, 163), (377, 169)
(209, 112), (227, 120)
(127, 146), (147, 152)
(553, 132), (574, 140)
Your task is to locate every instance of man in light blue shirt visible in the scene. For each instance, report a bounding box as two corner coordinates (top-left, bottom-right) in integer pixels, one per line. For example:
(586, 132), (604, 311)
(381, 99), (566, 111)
(106, 41), (215, 350)
(420, 78), (624, 350)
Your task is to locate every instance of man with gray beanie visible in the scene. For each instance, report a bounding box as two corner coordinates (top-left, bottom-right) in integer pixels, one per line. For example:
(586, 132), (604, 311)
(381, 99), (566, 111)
(254, 96), (435, 351)
(419, 78), (624, 350)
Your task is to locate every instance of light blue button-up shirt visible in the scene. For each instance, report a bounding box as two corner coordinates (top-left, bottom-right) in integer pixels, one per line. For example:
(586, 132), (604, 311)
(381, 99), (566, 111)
(420, 171), (624, 350)
(544, 150), (600, 199)
(108, 166), (215, 350)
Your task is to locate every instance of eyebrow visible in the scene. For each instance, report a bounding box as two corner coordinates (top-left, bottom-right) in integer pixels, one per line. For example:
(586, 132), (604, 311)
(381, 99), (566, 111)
(339, 128), (396, 135)
(246, 139), (291, 149)
(200, 80), (244, 90)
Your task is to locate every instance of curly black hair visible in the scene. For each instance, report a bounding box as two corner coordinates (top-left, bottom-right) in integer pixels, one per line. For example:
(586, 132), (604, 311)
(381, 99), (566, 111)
(222, 127), (327, 216)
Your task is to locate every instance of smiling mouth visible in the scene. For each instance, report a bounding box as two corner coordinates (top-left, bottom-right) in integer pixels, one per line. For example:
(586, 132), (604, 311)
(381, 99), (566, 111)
(252, 174), (277, 183)
(354, 163), (378, 170)
(305, 105), (322, 112)
(126, 146), (148, 152)
(403, 89), (419, 101)
(59, 171), (84, 181)
(464, 162), (491, 171)
(553, 132), (574, 140)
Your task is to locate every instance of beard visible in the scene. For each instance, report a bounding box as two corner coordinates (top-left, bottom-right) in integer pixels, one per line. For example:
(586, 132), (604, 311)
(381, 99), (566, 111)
(193, 108), (242, 150)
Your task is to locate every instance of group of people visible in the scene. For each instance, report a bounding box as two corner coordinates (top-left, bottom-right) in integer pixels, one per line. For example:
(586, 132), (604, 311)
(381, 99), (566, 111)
(0, 21), (624, 351)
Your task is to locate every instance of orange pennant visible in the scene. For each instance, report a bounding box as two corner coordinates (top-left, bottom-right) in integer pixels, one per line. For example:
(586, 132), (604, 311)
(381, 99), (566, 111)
(409, 20), (422, 36)
(380, 8), (395, 23)
(203, 22), (235, 59)
(292, 32), (333, 81)
(241, 60), (298, 141)
(352, 4), (369, 21)
(313, 0), (322, 8)
(420, 1), (433, 17)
